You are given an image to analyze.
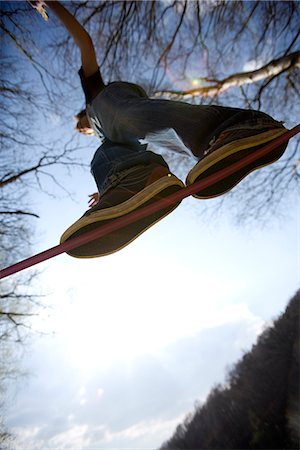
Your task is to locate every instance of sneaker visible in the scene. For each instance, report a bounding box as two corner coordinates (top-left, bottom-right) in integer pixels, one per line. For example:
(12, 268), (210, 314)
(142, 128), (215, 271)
(60, 164), (184, 258)
(186, 122), (288, 199)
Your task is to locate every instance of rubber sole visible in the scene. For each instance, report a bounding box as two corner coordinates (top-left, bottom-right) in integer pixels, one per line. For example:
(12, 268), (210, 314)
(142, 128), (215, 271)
(60, 175), (184, 258)
(186, 128), (288, 199)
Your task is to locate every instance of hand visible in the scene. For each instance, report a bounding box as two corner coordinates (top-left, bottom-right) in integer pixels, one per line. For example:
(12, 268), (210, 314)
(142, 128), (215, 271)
(28, 0), (44, 7)
(28, 1), (48, 20)
(88, 192), (100, 208)
(40, 0), (99, 78)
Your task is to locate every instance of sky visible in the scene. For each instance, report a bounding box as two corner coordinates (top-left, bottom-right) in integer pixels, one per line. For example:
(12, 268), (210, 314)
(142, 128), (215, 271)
(2, 2), (300, 449)
(5, 166), (299, 449)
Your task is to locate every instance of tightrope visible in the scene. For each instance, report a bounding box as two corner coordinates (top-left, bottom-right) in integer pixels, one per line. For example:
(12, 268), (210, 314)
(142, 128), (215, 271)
(1, 124), (299, 280)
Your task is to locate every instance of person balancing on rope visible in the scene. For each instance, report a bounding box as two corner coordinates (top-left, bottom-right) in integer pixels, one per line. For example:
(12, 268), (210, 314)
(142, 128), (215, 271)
(31, 1), (289, 259)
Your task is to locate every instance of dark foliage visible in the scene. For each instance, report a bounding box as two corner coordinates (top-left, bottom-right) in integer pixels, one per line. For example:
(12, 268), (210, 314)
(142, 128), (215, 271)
(160, 290), (300, 449)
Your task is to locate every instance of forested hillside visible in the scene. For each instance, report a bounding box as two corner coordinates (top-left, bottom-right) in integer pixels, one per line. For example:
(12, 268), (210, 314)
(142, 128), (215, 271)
(160, 290), (300, 449)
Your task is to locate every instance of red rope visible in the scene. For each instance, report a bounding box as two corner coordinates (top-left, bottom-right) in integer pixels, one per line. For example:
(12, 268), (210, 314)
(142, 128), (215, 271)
(1, 124), (299, 280)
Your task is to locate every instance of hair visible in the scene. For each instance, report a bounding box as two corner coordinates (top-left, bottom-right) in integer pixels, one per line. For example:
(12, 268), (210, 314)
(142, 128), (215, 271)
(75, 109), (86, 121)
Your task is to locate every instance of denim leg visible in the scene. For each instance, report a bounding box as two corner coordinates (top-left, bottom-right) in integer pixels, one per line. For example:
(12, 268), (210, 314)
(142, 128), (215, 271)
(116, 98), (281, 158)
(91, 139), (169, 195)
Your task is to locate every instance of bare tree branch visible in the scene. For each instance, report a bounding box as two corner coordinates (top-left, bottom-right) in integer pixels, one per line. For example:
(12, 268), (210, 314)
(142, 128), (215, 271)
(155, 51), (300, 98)
(0, 210), (40, 218)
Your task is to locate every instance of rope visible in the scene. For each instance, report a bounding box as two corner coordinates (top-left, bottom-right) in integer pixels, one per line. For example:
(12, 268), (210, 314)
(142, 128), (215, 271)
(1, 124), (299, 280)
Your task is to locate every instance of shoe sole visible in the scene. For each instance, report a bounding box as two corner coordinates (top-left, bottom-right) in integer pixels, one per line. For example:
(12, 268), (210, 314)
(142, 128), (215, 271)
(60, 175), (184, 258)
(186, 128), (287, 199)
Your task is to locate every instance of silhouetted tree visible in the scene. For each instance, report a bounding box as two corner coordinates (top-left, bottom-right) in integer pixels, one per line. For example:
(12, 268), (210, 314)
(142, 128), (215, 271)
(160, 290), (300, 449)
(0, 211), (43, 448)
(0, 4), (83, 444)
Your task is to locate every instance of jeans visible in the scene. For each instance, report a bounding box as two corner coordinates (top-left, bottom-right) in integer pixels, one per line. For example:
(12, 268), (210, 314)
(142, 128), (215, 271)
(91, 139), (169, 195)
(90, 100), (279, 195)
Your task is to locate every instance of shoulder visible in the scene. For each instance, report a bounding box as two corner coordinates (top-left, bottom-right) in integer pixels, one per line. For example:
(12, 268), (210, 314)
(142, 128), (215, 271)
(103, 81), (148, 98)
(78, 67), (106, 104)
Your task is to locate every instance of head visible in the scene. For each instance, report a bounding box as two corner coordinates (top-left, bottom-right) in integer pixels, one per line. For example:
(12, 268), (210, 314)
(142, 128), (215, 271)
(75, 109), (94, 135)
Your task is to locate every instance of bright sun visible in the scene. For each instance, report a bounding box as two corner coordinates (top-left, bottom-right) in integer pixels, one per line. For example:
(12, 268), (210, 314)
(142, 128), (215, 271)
(33, 219), (257, 376)
(34, 249), (250, 376)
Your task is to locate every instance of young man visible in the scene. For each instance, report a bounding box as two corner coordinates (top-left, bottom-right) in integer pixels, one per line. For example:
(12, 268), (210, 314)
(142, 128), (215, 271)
(38, 1), (288, 258)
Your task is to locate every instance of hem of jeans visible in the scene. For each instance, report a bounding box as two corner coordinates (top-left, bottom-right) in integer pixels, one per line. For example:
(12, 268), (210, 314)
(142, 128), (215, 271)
(99, 165), (145, 197)
(205, 118), (285, 155)
(223, 118), (285, 132)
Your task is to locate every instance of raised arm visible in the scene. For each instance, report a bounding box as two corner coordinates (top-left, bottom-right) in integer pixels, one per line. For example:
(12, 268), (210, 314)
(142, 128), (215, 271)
(45, 1), (99, 77)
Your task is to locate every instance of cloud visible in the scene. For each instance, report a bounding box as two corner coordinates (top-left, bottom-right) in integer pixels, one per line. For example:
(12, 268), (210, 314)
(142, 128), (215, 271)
(100, 415), (186, 447)
(12, 424), (92, 450)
